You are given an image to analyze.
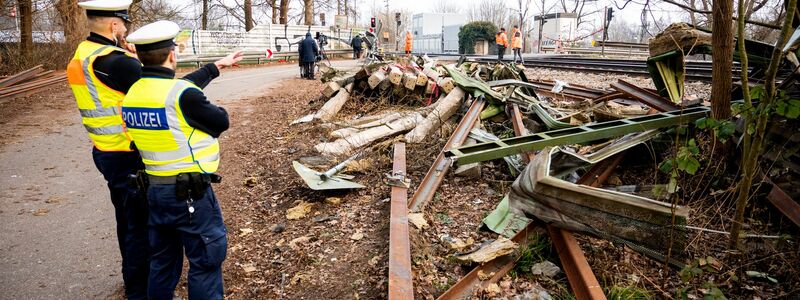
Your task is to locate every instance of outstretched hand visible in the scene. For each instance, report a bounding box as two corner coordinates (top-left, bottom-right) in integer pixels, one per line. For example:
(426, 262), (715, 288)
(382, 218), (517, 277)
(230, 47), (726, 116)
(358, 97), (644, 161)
(214, 50), (244, 70)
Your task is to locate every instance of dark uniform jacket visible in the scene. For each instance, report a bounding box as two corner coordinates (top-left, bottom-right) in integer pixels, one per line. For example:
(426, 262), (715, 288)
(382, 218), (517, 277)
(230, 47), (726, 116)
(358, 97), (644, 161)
(298, 33), (320, 63)
(351, 36), (362, 50)
(87, 33), (227, 138)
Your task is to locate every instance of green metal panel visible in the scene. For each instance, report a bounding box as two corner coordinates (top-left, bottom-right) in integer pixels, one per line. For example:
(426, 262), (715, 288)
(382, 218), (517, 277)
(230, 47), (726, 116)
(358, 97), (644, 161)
(445, 106), (710, 164)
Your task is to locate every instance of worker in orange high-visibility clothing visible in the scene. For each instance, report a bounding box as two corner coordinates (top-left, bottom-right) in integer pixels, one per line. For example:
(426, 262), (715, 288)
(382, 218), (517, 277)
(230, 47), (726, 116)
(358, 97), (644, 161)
(495, 27), (508, 61)
(511, 25), (524, 64)
(404, 30), (413, 55)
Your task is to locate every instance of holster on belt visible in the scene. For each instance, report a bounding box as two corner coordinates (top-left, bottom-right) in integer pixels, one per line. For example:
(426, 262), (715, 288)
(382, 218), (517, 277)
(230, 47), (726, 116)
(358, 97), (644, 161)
(175, 173), (222, 201)
(127, 170), (149, 193)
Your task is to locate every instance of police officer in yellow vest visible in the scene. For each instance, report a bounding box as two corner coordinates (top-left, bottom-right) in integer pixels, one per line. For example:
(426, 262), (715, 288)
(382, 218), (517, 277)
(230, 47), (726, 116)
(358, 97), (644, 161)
(122, 20), (242, 299)
(66, 2), (232, 299)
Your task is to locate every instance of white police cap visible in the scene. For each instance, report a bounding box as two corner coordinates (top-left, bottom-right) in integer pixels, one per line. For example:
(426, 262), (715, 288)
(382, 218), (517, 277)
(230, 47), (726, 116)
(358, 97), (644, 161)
(78, 0), (132, 22)
(126, 20), (181, 51)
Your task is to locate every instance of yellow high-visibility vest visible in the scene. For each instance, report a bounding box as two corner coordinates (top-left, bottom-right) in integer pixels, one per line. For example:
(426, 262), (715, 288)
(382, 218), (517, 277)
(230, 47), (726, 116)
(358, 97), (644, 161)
(121, 78), (220, 176)
(67, 41), (137, 152)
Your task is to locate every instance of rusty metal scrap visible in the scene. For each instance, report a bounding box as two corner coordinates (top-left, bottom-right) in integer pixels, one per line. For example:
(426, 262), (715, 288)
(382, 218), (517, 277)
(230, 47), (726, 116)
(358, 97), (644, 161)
(611, 79), (680, 112)
(447, 106), (710, 165)
(508, 146), (689, 253)
(763, 175), (800, 227)
(439, 105), (606, 300)
(407, 97), (486, 212)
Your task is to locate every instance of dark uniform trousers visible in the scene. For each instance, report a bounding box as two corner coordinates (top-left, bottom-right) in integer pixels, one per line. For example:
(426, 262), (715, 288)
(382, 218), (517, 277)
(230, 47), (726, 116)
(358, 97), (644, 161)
(91, 148), (150, 300)
(497, 44), (506, 60)
(147, 184), (227, 300)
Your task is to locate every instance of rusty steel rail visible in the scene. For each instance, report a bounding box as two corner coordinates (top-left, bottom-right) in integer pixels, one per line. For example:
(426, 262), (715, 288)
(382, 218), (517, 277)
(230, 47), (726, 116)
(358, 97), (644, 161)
(408, 97), (486, 212)
(611, 79), (680, 112)
(389, 142), (414, 300)
(763, 175), (800, 227)
(437, 104), (607, 300)
(437, 222), (539, 300)
(515, 104), (607, 300)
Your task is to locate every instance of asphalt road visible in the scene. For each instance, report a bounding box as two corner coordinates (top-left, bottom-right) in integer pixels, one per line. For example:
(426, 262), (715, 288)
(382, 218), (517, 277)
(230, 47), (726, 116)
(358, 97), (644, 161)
(0, 59), (360, 299)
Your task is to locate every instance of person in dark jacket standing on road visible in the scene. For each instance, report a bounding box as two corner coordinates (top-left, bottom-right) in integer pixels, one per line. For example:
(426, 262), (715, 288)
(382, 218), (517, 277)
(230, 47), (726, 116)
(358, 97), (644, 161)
(351, 34), (363, 59)
(298, 32), (319, 79)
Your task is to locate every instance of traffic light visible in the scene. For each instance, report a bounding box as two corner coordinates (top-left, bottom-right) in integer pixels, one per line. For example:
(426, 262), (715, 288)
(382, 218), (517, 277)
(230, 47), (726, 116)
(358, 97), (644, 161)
(370, 17), (376, 28)
(395, 12), (401, 26)
(606, 8), (614, 26)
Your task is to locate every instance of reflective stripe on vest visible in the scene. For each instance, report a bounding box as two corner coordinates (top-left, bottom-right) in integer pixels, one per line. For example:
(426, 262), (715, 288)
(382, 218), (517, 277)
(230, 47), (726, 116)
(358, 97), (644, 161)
(122, 79), (220, 176)
(67, 41), (136, 152)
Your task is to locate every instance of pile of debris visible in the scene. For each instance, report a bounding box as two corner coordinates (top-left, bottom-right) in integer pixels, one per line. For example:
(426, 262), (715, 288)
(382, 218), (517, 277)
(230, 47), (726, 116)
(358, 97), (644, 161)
(286, 48), (797, 297)
(0, 65), (67, 101)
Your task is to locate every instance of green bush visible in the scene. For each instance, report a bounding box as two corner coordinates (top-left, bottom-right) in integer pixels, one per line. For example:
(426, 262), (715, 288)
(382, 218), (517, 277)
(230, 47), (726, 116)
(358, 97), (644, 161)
(458, 21), (498, 54)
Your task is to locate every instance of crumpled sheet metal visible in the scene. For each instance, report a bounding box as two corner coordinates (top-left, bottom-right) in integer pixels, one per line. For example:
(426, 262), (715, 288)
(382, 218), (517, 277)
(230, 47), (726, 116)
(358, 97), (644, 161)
(444, 65), (505, 101)
(508, 147), (689, 252)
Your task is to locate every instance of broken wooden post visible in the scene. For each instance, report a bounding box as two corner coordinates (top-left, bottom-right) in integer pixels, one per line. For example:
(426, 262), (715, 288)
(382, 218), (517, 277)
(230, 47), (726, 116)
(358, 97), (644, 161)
(388, 66), (403, 85)
(405, 87), (465, 143)
(402, 72), (417, 90)
(438, 77), (455, 94)
(323, 81), (341, 98)
(315, 83), (354, 121)
(368, 68), (388, 89)
(315, 113), (424, 156)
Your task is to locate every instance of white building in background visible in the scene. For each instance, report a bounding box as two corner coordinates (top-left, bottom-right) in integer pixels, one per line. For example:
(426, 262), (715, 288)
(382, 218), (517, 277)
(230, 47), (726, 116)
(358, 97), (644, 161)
(531, 13), (578, 49)
(411, 13), (467, 54)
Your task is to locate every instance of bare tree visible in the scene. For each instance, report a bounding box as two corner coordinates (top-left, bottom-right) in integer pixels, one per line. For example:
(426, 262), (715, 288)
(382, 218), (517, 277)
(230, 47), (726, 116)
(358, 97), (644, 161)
(303, 0), (312, 25)
(559, 0), (590, 30)
(202, 0), (209, 29)
(56, 0), (86, 51)
(244, 0), (254, 30)
(433, 0), (461, 13)
(270, 0), (277, 24)
(279, 0), (288, 24)
(467, 0), (508, 27)
(711, 0), (734, 121)
(130, 0), (184, 27)
(18, 0), (33, 57)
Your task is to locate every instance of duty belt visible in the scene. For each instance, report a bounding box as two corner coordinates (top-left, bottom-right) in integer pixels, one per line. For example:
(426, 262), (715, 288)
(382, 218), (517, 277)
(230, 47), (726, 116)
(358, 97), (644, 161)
(148, 173), (222, 185)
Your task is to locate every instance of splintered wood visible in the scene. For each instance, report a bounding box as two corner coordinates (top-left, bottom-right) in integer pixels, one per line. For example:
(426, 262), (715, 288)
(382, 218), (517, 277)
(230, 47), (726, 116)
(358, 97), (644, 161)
(302, 56), (467, 156)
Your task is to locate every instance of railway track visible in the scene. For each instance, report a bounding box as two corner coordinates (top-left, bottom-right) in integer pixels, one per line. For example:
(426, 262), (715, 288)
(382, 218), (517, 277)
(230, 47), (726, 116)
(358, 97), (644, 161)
(471, 57), (728, 81)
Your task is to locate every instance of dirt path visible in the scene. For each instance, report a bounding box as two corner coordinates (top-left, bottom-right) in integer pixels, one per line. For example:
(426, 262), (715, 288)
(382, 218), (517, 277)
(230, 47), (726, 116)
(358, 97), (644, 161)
(0, 60), (359, 299)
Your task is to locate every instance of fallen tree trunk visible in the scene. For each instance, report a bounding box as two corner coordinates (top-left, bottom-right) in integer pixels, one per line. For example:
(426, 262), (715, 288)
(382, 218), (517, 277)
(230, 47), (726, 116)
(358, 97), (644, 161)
(404, 87), (465, 143)
(315, 83), (354, 121)
(315, 112), (425, 156)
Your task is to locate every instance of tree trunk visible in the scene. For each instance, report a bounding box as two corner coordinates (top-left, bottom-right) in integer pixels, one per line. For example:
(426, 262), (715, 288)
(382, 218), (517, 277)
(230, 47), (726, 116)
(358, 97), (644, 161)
(710, 0), (733, 121)
(244, 0), (254, 31)
(202, 0), (208, 29)
(271, 0), (277, 24)
(729, 0), (797, 249)
(18, 0), (33, 58)
(304, 0), (313, 25)
(56, 0), (86, 56)
(279, 0), (288, 24)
